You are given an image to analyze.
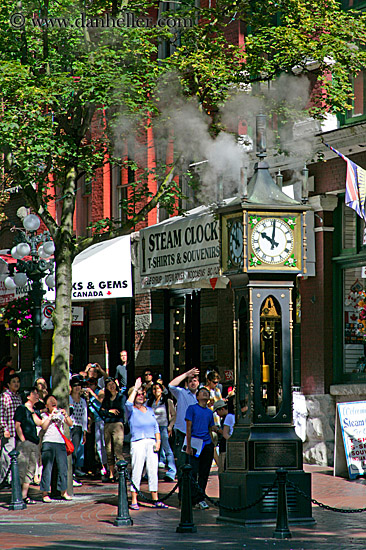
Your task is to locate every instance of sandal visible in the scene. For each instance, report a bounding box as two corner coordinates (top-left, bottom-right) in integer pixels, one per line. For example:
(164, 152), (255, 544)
(154, 501), (168, 508)
(23, 497), (37, 504)
(42, 496), (52, 503)
(130, 503), (139, 510)
(61, 494), (72, 501)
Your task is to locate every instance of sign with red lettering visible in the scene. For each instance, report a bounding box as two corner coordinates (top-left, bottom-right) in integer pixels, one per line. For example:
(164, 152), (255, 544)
(338, 401), (366, 479)
(224, 370), (234, 382)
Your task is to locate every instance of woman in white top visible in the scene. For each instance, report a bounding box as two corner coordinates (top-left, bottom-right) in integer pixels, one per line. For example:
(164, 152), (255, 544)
(39, 395), (73, 502)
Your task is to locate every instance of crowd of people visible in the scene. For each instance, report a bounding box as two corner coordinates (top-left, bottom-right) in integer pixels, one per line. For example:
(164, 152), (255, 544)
(0, 352), (235, 509)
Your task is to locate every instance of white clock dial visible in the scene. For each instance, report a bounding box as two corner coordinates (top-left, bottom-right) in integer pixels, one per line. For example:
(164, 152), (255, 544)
(229, 220), (244, 266)
(251, 218), (294, 264)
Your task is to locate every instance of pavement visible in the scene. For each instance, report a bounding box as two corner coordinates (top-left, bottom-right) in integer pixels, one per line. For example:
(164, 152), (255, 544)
(0, 464), (366, 550)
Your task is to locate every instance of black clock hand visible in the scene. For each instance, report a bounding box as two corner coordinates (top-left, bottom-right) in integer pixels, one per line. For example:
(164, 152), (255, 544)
(261, 232), (272, 243)
(271, 220), (276, 249)
(261, 232), (279, 247)
(232, 231), (239, 248)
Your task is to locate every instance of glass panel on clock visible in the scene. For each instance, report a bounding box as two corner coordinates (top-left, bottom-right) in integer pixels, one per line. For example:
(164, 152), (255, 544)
(238, 297), (250, 419)
(260, 296), (283, 417)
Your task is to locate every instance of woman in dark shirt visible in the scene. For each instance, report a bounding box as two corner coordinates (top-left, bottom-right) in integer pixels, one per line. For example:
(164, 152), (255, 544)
(14, 387), (42, 503)
(100, 377), (125, 482)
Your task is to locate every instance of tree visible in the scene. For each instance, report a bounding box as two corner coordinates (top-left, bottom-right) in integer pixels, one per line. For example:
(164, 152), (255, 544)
(0, 0), (366, 408)
(0, 0), (183, 405)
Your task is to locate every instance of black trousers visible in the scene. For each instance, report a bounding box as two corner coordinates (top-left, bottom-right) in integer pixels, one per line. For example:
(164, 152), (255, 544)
(188, 442), (214, 505)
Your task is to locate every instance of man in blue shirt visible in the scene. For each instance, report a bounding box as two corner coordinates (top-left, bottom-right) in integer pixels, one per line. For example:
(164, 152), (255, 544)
(185, 386), (218, 509)
(115, 350), (129, 391)
(168, 368), (199, 494)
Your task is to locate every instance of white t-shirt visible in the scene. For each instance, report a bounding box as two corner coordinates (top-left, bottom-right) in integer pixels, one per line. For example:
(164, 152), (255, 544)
(41, 411), (65, 444)
(223, 413), (235, 436)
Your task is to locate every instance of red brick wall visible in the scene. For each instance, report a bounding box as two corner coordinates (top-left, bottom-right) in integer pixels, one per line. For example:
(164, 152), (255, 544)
(300, 208), (334, 395)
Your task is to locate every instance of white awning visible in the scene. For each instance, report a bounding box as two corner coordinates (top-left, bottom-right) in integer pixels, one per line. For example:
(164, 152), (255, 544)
(0, 235), (133, 304)
(69, 235), (133, 301)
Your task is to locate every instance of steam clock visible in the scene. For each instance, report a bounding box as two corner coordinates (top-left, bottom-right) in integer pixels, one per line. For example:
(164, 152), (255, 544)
(218, 115), (313, 525)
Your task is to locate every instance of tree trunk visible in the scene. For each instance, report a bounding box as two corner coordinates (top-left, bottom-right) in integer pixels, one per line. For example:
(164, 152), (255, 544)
(51, 244), (73, 409)
(51, 166), (77, 410)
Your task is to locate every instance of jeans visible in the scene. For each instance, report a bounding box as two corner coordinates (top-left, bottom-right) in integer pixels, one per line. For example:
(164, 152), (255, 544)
(70, 425), (83, 474)
(95, 420), (107, 466)
(40, 442), (68, 492)
(159, 426), (176, 479)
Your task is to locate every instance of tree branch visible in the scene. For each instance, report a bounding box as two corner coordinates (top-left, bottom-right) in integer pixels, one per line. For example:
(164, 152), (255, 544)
(73, 158), (180, 257)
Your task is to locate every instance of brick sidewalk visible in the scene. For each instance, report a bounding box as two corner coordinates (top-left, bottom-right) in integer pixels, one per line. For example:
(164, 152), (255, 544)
(0, 465), (366, 550)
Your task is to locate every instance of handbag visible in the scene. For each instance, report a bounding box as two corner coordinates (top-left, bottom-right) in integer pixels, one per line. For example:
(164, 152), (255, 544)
(55, 424), (74, 456)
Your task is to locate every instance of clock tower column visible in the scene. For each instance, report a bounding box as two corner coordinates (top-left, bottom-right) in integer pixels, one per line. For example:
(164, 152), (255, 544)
(217, 115), (314, 526)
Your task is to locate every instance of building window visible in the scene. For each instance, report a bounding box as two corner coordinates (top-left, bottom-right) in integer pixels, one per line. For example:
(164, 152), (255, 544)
(338, 203), (366, 376)
(168, 290), (200, 380)
(343, 268), (365, 374)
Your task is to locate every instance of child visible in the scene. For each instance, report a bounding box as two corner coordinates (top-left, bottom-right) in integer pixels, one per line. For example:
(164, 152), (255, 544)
(185, 386), (218, 510)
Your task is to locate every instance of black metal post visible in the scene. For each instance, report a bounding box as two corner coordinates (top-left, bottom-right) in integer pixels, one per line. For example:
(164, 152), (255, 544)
(9, 450), (26, 510)
(29, 278), (44, 381)
(176, 464), (196, 533)
(273, 468), (292, 539)
(114, 460), (133, 527)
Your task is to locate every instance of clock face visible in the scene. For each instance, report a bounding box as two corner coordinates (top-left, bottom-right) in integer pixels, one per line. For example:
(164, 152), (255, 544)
(229, 220), (244, 266)
(251, 218), (294, 264)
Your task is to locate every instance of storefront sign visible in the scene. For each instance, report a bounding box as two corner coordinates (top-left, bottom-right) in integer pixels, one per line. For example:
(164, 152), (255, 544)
(1, 236), (133, 304)
(41, 304), (84, 330)
(293, 391), (307, 443)
(337, 401), (366, 479)
(140, 210), (221, 288)
(0, 279), (31, 305)
(71, 306), (84, 326)
(44, 235), (133, 301)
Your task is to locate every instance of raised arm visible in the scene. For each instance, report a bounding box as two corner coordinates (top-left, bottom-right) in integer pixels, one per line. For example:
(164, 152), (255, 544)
(127, 377), (142, 404)
(169, 368), (199, 388)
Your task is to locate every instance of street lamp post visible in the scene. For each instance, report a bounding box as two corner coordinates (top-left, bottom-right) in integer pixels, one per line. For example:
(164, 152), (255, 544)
(4, 214), (55, 380)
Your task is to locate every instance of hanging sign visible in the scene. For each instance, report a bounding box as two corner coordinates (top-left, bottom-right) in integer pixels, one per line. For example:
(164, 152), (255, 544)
(337, 401), (366, 479)
(41, 304), (84, 330)
(0, 278), (31, 306)
(140, 210), (221, 289)
(41, 302), (55, 330)
(71, 306), (84, 326)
